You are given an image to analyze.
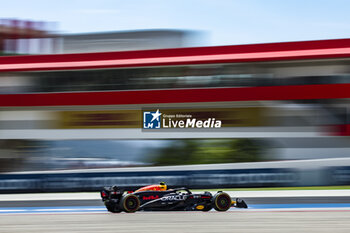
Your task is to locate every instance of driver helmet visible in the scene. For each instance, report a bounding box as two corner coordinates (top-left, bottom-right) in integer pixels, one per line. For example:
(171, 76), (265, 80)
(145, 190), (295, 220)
(159, 182), (167, 191)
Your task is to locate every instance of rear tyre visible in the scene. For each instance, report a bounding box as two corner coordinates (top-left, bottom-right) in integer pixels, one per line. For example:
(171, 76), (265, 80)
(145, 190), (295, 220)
(120, 194), (140, 213)
(212, 192), (231, 212)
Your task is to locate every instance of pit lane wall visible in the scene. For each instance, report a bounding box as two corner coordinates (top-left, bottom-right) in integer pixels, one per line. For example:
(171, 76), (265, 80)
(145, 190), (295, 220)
(1, 158), (350, 193)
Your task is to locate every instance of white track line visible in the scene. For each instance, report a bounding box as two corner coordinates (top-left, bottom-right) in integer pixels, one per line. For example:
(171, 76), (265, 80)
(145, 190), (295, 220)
(1, 190), (350, 201)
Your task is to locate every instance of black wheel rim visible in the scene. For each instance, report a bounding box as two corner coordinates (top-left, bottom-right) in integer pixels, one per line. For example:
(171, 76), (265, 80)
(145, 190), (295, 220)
(217, 195), (230, 209)
(126, 197), (138, 211)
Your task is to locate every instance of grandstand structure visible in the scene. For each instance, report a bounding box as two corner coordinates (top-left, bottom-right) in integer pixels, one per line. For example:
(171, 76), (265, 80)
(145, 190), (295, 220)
(1, 38), (350, 160)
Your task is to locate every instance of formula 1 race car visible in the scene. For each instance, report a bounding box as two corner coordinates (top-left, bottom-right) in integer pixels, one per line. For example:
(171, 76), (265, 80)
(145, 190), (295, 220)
(100, 183), (248, 213)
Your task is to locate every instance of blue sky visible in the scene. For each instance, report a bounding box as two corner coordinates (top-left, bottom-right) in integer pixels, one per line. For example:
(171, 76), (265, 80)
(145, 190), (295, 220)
(2, 0), (350, 46)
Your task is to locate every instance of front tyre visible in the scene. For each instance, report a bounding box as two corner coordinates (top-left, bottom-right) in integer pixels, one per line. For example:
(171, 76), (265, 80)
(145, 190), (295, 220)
(120, 194), (140, 213)
(212, 192), (231, 212)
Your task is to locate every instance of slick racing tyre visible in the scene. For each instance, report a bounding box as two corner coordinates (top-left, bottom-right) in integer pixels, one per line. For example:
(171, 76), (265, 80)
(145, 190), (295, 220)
(212, 192), (231, 212)
(120, 194), (140, 213)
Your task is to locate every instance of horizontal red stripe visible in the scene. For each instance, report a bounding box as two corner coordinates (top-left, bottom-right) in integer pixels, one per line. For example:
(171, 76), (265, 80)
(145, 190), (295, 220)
(1, 38), (350, 71)
(329, 124), (350, 136)
(1, 84), (350, 107)
(1, 47), (350, 72)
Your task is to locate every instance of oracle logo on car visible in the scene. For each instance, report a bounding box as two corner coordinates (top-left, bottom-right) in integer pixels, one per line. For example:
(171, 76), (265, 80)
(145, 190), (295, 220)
(142, 195), (159, 200)
(161, 195), (186, 201)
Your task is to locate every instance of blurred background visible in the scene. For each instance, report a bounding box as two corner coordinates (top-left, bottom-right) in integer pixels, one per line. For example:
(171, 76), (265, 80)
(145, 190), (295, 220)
(2, 0), (350, 192)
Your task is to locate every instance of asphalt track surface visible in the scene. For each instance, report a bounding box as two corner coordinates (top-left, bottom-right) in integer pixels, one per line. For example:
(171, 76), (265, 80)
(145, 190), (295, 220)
(1, 196), (350, 232)
(1, 211), (350, 233)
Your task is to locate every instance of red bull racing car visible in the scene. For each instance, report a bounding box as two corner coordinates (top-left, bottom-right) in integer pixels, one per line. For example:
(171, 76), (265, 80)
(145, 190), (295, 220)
(100, 182), (248, 213)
